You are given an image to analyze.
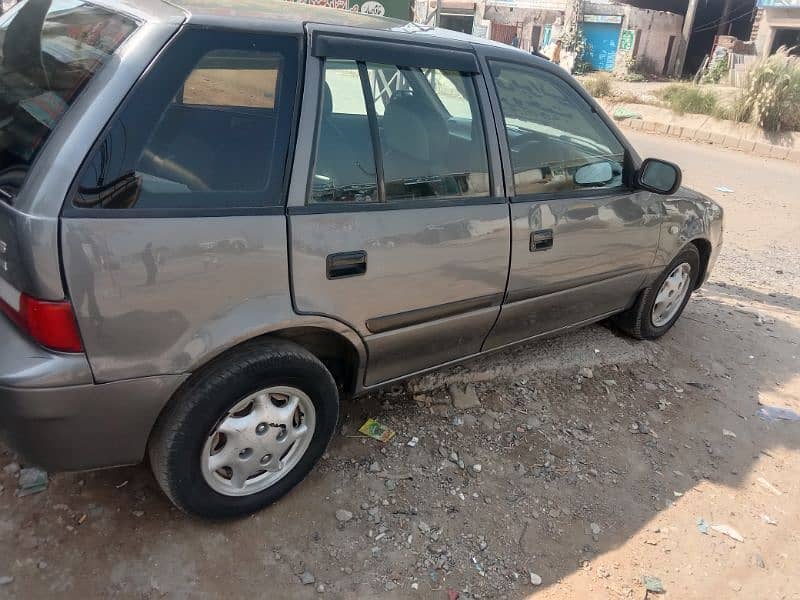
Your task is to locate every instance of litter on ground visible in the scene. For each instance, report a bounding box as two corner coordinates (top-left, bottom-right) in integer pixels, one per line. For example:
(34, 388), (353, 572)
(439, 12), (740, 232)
(358, 418), (396, 443)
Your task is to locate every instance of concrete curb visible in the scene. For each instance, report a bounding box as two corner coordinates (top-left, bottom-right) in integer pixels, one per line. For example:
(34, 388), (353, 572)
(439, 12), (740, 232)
(616, 116), (800, 163)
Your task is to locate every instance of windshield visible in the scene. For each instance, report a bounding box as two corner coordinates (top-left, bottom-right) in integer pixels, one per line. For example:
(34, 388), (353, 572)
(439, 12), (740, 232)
(0, 0), (137, 201)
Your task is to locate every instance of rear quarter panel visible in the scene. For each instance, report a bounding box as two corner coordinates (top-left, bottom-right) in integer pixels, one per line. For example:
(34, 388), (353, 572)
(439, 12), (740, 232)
(7, 21), (181, 300)
(61, 216), (300, 382)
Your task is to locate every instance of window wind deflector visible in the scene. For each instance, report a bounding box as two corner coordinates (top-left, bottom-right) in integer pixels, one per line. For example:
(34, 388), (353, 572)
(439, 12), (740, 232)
(310, 33), (479, 73)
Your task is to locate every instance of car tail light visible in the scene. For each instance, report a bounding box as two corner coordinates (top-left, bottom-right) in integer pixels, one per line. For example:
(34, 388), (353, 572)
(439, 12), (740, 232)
(0, 291), (83, 353)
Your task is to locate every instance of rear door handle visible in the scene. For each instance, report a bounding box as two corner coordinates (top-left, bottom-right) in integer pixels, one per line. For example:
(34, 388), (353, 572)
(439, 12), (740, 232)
(326, 250), (367, 279)
(530, 229), (554, 252)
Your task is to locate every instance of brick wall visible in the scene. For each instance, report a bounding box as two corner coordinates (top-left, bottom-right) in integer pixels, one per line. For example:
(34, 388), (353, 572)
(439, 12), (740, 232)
(750, 8), (763, 41)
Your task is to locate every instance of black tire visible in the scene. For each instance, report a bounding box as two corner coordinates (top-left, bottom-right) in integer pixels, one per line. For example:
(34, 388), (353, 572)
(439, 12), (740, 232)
(614, 244), (701, 340)
(148, 339), (339, 519)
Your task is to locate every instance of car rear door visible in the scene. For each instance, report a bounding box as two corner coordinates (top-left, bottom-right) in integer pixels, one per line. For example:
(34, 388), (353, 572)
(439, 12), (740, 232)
(479, 52), (662, 349)
(59, 28), (303, 382)
(288, 29), (510, 387)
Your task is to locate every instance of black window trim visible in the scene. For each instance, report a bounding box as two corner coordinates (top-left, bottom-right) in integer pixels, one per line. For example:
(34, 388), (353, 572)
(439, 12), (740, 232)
(61, 26), (305, 219)
(304, 56), (499, 211)
(290, 195), (507, 215)
(311, 30), (480, 73)
(484, 56), (638, 204)
(357, 61), (387, 204)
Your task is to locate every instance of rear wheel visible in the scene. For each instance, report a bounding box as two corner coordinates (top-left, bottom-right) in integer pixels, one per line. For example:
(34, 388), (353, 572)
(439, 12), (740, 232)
(614, 245), (700, 340)
(148, 339), (339, 519)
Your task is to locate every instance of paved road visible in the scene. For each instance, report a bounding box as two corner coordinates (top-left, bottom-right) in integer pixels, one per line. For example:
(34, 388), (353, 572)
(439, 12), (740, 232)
(628, 129), (799, 251)
(627, 130), (800, 308)
(0, 133), (798, 599)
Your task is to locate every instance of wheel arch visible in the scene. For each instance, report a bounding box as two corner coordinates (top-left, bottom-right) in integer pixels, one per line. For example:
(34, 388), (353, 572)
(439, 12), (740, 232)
(186, 321), (366, 397)
(145, 321), (365, 459)
(688, 237), (712, 290)
(267, 325), (363, 396)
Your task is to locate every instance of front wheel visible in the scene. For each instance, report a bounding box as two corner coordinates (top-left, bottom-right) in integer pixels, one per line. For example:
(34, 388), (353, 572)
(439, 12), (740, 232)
(148, 339), (339, 519)
(614, 245), (700, 340)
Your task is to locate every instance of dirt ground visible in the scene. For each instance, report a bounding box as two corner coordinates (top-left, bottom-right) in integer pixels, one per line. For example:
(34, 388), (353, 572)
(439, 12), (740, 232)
(1, 131), (799, 599)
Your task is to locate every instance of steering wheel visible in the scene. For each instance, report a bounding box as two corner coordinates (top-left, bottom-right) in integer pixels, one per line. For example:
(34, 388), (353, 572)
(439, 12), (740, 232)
(0, 166), (28, 202)
(138, 149), (211, 192)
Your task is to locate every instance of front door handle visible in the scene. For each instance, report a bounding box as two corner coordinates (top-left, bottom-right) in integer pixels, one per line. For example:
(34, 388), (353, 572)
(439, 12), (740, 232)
(530, 229), (554, 252)
(326, 250), (367, 279)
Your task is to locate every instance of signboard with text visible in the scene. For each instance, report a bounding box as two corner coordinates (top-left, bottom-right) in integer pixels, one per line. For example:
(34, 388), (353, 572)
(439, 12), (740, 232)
(619, 29), (635, 52)
(583, 14), (623, 24)
(293, 0), (411, 20)
(472, 21), (489, 39)
(757, 0), (800, 6)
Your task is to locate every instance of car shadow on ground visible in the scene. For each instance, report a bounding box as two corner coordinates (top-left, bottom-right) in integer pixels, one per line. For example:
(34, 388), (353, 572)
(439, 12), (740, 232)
(0, 284), (798, 598)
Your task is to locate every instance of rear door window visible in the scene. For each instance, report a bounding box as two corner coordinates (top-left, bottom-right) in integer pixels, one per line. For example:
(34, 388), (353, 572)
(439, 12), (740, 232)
(370, 64), (490, 202)
(0, 0), (137, 199)
(310, 58), (490, 204)
(73, 29), (299, 211)
(311, 59), (378, 204)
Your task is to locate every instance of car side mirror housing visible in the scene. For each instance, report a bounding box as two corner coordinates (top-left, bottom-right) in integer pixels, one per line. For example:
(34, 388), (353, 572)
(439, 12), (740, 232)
(574, 161), (614, 187)
(636, 158), (682, 195)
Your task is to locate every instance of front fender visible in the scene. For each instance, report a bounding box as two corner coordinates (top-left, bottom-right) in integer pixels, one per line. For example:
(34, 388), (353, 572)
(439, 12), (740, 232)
(654, 186), (723, 286)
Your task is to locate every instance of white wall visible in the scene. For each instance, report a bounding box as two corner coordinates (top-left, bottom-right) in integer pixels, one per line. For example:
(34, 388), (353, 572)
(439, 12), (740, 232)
(622, 8), (683, 75)
(754, 7), (800, 56)
(474, 0), (567, 50)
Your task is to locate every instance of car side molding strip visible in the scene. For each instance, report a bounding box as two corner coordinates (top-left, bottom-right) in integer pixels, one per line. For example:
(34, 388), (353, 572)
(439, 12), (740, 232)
(365, 293), (503, 334)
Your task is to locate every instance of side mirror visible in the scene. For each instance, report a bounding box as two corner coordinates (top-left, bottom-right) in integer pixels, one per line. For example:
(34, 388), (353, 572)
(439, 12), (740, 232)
(574, 161), (614, 187)
(636, 158), (682, 195)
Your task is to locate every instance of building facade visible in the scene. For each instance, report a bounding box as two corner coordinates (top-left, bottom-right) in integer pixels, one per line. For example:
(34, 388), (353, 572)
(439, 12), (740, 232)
(751, 0), (800, 56)
(415, 0), (683, 75)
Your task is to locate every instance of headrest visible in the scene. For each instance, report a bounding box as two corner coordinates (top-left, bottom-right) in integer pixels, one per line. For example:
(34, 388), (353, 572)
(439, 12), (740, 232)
(322, 81), (333, 117)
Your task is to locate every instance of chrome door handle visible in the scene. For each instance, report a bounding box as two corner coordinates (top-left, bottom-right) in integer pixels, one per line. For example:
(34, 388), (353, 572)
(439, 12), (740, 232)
(530, 229), (553, 252)
(326, 251), (367, 279)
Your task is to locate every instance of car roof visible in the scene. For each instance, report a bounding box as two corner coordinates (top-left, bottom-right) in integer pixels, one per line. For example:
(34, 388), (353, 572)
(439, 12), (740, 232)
(174, 0), (406, 31)
(107, 0), (534, 52)
(95, 0), (549, 65)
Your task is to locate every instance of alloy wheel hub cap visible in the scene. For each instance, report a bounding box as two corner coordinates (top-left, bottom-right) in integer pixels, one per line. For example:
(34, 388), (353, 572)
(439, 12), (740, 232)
(201, 386), (316, 497)
(651, 262), (692, 328)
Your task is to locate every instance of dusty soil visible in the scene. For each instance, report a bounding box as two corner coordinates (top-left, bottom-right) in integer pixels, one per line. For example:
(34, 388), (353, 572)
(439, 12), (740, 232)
(1, 132), (799, 600)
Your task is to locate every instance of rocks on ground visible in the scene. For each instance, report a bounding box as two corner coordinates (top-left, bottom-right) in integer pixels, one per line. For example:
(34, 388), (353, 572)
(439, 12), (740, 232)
(447, 383), (481, 410)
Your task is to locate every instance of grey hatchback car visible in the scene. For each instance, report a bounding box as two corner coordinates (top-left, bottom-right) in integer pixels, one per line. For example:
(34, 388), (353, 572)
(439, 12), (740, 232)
(0, 0), (722, 518)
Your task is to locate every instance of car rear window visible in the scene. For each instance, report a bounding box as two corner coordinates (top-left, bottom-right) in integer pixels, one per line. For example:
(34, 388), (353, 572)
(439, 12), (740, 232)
(0, 0), (137, 201)
(71, 29), (300, 211)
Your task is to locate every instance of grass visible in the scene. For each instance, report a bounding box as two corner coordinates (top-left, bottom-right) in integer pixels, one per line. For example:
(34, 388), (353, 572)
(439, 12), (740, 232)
(613, 91), (647, 104)
(583, 75), (613, 98)
(657, 84), (719, 116)
(728, 48), (800, 132)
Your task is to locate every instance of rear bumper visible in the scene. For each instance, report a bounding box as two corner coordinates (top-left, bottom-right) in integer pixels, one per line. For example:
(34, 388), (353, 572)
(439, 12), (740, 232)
(0, 315), (186, 471)
(0, 376), (186, 471)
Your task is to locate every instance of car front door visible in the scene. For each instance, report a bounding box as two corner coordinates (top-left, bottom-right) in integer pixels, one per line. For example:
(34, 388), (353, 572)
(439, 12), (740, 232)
(288, 33), (510, 387)
(481, 55), (662, 349)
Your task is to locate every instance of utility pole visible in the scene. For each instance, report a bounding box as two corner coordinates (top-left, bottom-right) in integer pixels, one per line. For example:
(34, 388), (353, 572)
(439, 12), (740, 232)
(672, 0), (699, 78)
(717, 0), (734, 36)
(563, 0), (583, 41)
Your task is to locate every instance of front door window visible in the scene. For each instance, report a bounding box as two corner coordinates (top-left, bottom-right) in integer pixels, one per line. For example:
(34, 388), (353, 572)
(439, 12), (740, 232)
(490, 62), (626, 196)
